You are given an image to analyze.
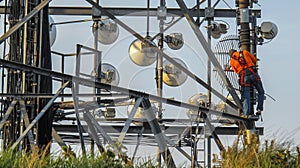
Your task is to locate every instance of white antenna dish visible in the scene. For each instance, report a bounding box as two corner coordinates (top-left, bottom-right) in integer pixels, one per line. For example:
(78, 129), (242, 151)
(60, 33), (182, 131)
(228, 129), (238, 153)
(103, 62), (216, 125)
(127, 101), (158, 126)
(100, 63), (120, 86)
(163, 57), (188, 87)
(164, 33), (184, 50)
(49, 16), (56, 47)
(186, 93), (208, 121)
(128, 38), (157, 66)
(215, 96), (238, 116)
(93, 18), (119, 45)
(215, 96), (238, 124)
(211, 22), (228, 39)
(261, 21), (278, 40)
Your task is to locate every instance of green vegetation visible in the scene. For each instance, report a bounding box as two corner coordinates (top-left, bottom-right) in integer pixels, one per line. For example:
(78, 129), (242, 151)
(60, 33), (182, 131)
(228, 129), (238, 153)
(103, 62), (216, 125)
(0, 137), (299, 168)
(0, 143), (134, 168)
(213, 135), (300, 168)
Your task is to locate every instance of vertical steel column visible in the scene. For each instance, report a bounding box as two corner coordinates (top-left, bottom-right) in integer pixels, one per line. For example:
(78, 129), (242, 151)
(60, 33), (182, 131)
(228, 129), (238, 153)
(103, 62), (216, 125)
(207, 0), (212, 107)
(74, 45), (86, 155)
(22, 0), (28, 96)
(251, 11), (258, 116)
(37, 0), (44, 115)
(61, 54), (65, 102)
(206, 0), (212, 167)
(94, 0), (101, 104)
(207, 136), (212, 168)
(238, 0), (251, 51)
(237, 0), (255, 131)
(156, 1), (165, 166)
(92, 0), (100, 156)
(157, 0), (164, 121)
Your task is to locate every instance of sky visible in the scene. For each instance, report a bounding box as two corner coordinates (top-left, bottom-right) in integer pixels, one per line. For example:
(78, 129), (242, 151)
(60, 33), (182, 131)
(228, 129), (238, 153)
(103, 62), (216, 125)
(254, 1), (300, 143)
(0, 0), (299, 166)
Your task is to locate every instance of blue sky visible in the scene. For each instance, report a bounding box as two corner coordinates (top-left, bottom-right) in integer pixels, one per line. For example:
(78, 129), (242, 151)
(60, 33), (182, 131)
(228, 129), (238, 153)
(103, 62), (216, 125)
(255, 1), (300, 143)
(0, 0), (299, 163)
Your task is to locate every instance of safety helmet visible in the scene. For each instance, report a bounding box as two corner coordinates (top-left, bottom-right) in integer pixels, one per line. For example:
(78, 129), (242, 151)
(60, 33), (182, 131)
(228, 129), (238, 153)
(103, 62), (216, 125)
(228, 49), (237, 57)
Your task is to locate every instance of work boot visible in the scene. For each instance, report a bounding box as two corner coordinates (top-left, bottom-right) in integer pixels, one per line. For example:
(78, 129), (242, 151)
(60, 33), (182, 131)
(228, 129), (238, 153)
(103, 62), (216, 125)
(256, 110), (262, 116)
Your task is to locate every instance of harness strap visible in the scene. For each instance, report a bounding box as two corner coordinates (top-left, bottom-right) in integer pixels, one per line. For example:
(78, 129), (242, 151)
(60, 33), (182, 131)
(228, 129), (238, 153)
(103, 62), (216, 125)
(239, 67), (260, 86)
(232, 51), (260, 86)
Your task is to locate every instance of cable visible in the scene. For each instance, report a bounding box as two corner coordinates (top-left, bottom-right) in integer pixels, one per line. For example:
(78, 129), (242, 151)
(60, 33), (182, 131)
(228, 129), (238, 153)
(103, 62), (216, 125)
(265, 93), (276, 102)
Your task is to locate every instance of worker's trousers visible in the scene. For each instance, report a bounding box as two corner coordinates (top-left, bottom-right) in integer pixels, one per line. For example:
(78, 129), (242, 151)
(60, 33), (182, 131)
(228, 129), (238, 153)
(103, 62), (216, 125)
(241, 74), (265, 116)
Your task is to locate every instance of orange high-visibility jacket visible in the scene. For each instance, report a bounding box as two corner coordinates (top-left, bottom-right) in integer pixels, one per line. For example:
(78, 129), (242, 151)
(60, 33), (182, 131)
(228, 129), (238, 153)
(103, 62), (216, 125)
(230, 50), (257, 74)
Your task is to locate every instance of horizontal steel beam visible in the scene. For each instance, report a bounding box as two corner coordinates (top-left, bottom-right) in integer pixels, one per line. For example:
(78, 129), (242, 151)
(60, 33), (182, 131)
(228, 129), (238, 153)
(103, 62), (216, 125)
(0, 93), (128, 98)
(53, 124), (264, 136)
(0, 6), (261, 18)
(0, 59), (254, 123)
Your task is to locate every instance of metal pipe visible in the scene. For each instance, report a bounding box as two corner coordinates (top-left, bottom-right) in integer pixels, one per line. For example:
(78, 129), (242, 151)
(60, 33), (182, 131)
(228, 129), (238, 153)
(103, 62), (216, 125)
(22, 0), (28, 96)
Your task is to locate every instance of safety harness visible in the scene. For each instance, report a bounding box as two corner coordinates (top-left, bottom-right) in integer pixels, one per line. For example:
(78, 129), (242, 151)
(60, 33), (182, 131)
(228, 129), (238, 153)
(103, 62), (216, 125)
(233, 51), (260, 86)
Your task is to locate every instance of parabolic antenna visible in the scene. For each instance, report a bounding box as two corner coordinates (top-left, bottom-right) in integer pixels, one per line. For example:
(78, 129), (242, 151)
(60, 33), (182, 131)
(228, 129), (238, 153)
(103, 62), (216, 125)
(186, 93), (209, 121)
(211, 22), (228, 39)
(163, 57), (188, 87)
(165, 33), (184, 50)
(128, 37), (157, 66)
(127, 102), (158, 126)
(261, 21), (278, 40)
(93, 18), (119, 45)
(49, 16), (56, 47)
(214, 35), (240, 90)
(215, 96), (238, 124)
(100, 63), (120, 86)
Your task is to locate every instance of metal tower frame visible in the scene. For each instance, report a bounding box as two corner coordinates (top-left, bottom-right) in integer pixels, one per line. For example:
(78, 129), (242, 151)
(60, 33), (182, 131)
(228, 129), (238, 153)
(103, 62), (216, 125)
(0, 0), (264, 167)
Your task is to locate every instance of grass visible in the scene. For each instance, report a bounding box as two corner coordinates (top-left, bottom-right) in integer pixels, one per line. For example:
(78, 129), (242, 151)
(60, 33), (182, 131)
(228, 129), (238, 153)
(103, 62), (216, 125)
(0, 143), (134, 168)
(0, 136), (299, 168)
(213, 134), (300, 168)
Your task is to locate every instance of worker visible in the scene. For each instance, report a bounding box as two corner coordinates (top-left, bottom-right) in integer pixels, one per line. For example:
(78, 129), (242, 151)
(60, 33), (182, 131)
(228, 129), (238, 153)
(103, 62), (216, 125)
(228, 49), (265, 117)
